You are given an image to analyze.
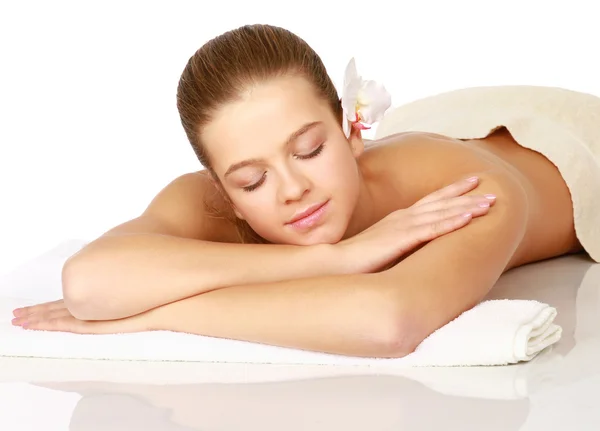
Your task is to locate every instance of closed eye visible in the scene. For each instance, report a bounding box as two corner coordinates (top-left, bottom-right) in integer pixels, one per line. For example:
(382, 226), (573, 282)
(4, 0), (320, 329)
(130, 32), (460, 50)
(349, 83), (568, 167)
(241, 144), (325, 192)
(295, 143), (325, 160)
(242, 173), (266, 192)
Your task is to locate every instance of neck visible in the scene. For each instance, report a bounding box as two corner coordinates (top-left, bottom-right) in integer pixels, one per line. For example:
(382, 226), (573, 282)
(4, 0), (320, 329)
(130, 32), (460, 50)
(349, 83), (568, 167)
(343, 164), (379, 239)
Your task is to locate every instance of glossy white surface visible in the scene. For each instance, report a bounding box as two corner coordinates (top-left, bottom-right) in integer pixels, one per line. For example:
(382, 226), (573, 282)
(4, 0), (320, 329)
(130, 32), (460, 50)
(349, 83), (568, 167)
(1, 254), (600, 430)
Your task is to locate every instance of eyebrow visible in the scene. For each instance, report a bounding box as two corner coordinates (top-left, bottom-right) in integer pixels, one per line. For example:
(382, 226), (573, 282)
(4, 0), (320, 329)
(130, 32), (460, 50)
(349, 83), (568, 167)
(223, 121), (322, 178)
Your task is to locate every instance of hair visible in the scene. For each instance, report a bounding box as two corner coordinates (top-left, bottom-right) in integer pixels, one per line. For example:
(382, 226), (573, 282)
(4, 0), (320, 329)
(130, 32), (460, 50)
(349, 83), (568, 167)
(176, 24), (343, 243)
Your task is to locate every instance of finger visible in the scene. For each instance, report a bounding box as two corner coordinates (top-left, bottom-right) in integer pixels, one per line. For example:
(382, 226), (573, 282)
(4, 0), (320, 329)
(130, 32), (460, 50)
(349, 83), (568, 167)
(413, 176), (480, 207)
(13, 299), (64, 316)
(20, 307), (79, 331)
(415, 200), (493, 224)
(23, 316), (76, 332)
(13, 300), (65, 318)
(23, 317), (115, 335)
(12, 307), (72, 327)
(413, 194), (496, 215)
(414, 212), (475, 243)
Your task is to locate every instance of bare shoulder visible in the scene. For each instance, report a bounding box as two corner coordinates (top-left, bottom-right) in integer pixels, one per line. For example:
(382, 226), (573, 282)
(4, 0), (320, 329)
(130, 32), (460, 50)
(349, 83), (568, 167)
(368, 132), (533, 271)
(102, 170), (241, 243)
(362, 132), (514, 204)
(366, 131), (501, 174)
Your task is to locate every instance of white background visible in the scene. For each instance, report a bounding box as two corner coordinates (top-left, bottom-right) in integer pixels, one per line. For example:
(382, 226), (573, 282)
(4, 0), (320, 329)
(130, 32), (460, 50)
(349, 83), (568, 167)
(0, 0), (598, 278)
(0, 1), (599, 429)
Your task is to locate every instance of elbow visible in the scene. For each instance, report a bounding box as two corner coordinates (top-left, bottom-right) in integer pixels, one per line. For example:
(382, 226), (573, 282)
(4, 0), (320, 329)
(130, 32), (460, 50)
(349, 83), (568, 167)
(353, 283), (423, 358)
(369, 311), (422, 359)
(61, 256), (112, 321)
(376, 331), (420, 359)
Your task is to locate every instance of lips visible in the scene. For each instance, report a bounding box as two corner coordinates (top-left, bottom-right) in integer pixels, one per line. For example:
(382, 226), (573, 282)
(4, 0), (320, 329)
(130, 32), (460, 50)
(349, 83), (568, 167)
(287, 201), (328, 224)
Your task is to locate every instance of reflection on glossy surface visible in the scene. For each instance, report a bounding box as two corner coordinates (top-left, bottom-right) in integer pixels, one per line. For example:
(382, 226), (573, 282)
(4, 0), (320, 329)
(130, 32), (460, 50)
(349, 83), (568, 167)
(2, 254), (600, 430)
(33, 375), (532, 430)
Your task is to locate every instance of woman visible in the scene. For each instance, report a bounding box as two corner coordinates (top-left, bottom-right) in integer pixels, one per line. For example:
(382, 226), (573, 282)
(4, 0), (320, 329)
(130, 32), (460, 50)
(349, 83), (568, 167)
(11, 24), (596, 358)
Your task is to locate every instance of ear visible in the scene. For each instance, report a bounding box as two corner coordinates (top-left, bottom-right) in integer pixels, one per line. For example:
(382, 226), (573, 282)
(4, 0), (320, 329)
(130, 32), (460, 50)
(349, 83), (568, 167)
(233, 207), (245, 220)
(348, 127), (365, 158)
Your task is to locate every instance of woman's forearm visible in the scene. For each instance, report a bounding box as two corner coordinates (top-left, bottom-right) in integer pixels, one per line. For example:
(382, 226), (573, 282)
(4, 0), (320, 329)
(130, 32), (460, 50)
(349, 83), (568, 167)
(63, 234), (345, 321)
(147, 272), (408, 358)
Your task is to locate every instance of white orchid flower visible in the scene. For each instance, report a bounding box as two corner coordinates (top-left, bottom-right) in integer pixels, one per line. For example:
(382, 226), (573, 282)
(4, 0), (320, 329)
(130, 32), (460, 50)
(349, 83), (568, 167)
(341, 58), (392, 138)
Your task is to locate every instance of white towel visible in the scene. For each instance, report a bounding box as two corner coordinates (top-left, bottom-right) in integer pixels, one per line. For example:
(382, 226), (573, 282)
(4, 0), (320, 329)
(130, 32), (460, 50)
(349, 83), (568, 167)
(0, 240), (562, 367)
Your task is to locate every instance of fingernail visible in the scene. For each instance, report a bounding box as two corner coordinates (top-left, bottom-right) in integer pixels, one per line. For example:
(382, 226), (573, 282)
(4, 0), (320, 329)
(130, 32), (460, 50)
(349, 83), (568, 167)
(478, 202), (490, 208)
(466, 176), (479, 183)
(11, 318), (19, 326)
(485, 194), (497, 200)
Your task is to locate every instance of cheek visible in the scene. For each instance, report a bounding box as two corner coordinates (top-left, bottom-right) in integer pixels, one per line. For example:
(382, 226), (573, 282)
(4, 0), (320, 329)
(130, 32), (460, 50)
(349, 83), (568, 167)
(241, 206), (285, 243)
(321, 146), (360, 189)
(231, 193), (280, 230)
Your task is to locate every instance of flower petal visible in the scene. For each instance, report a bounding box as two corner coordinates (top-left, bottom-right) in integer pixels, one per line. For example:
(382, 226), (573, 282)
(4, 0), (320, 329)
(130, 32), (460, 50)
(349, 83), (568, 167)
(341, 58), (362, 119)
(343, 58), (359, 89)
(342, 110), (351, 138)
(342, 92), (358, 120)
(356, 80), (392, 124)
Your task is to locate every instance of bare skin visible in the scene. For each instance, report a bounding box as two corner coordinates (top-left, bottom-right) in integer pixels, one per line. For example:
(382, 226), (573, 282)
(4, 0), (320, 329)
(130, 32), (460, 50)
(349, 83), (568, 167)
(10, 106), (585, 357)
(187, 126), (581, 269)
(360, 127), (582, 270)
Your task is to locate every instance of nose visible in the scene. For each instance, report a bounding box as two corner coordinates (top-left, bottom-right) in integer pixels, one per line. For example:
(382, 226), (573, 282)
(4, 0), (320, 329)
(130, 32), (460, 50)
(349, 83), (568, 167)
(276, 165), (310, 203)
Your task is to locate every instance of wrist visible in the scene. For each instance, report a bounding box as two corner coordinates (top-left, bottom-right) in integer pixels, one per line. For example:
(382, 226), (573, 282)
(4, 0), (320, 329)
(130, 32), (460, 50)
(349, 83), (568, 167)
(311, 243), (353, 276)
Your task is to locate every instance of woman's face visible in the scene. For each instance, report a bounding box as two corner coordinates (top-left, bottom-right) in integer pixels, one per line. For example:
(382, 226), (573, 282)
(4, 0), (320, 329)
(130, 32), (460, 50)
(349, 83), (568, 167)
(202, 75), (364, 245)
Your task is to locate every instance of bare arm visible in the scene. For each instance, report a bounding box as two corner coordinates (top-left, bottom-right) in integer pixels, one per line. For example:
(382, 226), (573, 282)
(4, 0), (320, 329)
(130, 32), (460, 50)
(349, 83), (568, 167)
(20, 171), (516, 358)
(63, 172), (344, 321)
(63, 167), (489, 323)
(384, 169), (529, 350)
(147, 271), (405, 358)
(141, 171), (525, 357)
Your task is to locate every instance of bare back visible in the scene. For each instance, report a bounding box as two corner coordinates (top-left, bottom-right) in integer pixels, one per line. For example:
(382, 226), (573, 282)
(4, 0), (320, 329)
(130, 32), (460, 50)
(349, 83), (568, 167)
(361, 128), (583, 270)
(468, 128), (583, 265)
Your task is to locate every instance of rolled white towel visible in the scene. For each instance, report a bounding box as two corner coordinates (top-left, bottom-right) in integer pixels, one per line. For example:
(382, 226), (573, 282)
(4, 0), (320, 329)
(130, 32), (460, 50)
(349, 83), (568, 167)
(0, 295), (560, 367)
(400, 299), (562, 367)
(0, 240), (561, 367)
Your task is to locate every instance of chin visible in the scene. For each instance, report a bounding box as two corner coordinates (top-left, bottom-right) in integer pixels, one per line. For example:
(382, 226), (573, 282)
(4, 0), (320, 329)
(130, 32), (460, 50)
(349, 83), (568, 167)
(251, 217), (347, 246)
(290, 227), (346, 246)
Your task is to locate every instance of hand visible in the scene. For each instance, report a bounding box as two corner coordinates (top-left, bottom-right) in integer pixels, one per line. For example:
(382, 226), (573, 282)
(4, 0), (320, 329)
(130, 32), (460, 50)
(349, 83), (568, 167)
(11, 299), (153, 334)
(336, 176), (497, 273)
